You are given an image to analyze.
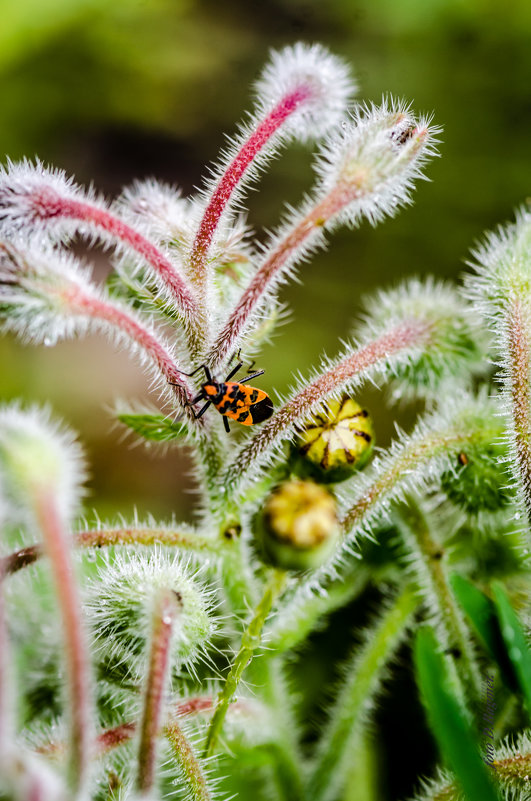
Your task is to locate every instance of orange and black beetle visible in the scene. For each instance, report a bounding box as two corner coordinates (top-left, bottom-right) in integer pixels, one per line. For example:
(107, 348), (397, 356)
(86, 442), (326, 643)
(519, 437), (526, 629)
(169, 353), (273, 433)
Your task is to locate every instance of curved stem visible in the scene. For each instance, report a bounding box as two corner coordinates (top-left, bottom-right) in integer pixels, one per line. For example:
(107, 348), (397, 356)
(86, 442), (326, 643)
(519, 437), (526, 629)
(34, 491), (91, 796)
(208, 188), (347, 369)
(190, 89), (312, 297)
(505, 297), (531, 527)
(222, 320), (430, 495)
(136, 588), (180, 796)
(59, 198), (198, 321)
(1, 526), (228, 577)
(307, 586), (417, 801)
(204, 569), (287, 757)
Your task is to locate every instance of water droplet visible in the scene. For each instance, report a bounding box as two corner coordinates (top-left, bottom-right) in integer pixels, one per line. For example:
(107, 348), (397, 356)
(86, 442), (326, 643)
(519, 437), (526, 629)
(162, 614), (172, 624)
(85, 551), (97, 562)
(515, 512), (521, 520)
(510, 648), (522, 661)
(43, 337), (53, 347)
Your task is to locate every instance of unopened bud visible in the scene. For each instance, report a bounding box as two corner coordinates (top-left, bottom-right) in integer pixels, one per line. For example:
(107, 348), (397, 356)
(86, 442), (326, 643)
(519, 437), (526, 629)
(258, 479), (339, 571)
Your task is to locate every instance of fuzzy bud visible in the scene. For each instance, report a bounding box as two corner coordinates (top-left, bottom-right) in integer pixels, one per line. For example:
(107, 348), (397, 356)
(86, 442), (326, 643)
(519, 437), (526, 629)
(0, 404), (85, 526)
(292, 396), (374, 483)
(314, 100), (441, 230)
(257, 479), (339, 571)
(85, 550), (216, 679)
(254, 43), (355, 142)
(358, 277), (486, 399)
(441, 443), (513, 514)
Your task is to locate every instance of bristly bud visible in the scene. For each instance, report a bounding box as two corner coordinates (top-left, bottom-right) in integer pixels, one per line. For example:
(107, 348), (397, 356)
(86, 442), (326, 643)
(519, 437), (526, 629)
(358, 277), (486, 399)
(291, 396), (374, 483)
(465, 208), (531, 522)
(256, 479), (340, 571)
(313, 100), (440, 229)
(0, 404), (85, 526)
(441, 440), (513, 514)
(254, 42), (355, 143)
(85, 550), (216, 680)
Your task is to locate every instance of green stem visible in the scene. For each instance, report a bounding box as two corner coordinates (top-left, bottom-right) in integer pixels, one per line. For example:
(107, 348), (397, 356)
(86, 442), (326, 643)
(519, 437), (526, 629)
(307, 586), (417, 801)
(166, 721), (212, 801)
(396, 499), (482, 706)
(204, 569), (287, 757)
(1, 526), (227, 576)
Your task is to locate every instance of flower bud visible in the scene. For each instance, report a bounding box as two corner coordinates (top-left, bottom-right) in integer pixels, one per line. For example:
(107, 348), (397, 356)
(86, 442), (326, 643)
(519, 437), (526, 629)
(257, 479), (339, 571)
(441, 442), (513, 514)
(85, 550), (215, 680)
(292, 396), (374, 483)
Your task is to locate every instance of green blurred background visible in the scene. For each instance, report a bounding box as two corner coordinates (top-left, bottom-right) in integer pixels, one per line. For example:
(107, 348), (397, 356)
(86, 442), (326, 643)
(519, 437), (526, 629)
(0, 0), (530, 522)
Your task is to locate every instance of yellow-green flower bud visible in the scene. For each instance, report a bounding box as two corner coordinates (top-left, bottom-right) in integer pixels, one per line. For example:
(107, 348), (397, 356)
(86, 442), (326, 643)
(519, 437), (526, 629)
(258, 479), (339, 571)
(293, 397), (374, 483)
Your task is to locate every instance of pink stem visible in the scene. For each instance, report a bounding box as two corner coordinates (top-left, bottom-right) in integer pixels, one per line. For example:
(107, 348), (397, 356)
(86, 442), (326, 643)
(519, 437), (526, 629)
(190, 88), (312, 292)
(506, 298), (531, 524)
(68, 290), (203, 422)
(0, 563), (10, 760)
(34, 492), (91, 794)
(136, 589), (179, 795)
(44, 194), (199, 320)
(208, 186), (350, 369)
(224, 320), (431, 489)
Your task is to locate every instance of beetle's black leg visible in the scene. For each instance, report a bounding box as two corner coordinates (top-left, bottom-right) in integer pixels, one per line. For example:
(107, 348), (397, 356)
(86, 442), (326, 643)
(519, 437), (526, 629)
(194, 400), (212, 419)
(169, 363), (212, 382)
(239, 370), (265, 384)
(187, 391), (206, 405)
(223, 416), (231, 433)
(224, 360), (244, 382)
(246, 359), (256, 374)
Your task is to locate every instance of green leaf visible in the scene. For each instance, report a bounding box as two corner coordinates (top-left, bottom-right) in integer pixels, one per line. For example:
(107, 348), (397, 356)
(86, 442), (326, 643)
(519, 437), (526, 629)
(414, 627), (499, 801)
(491, 581), (531, 716)
(451, 573), (518, 692)
(117, 412), (187, 442)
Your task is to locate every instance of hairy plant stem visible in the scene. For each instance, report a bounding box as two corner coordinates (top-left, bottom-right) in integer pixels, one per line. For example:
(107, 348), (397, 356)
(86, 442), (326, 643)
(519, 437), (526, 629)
(166, 722), (212, 801)
(223, 319), (431, 494)
(33, 491), (91, 796)
(505, 297), (531, 527)
(72, 292), (198, 416)
(190, 87), (312, 308)
(204, 569), (287, 757)
(136, 588), (180, 796)
(396, 499), (482, 707)
(0, 564), (11, 761)
(1, 526), (227, 576)
(307, 586), (417, 801)
(208, 186), (353, 369)
(49, 196), (199, 322)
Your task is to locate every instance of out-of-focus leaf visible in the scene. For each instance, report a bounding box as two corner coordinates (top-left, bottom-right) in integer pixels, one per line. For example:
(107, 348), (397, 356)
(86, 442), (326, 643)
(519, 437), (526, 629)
(117, 412), (187, 442)
(450, 573), (518, 692)
(414, 626), (499, 801)
(492, 581), (531, 716)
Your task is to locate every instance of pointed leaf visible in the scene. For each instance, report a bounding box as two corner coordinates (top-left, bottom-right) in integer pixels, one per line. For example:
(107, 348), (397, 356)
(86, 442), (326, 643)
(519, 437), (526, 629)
(117, 412), (187, 442)
(491, 581), (531, 716)
(414, 626), (499, 801)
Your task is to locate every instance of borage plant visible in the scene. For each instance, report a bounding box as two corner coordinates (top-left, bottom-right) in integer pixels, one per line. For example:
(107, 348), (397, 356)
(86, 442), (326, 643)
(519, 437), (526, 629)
(0, 41), (531, 801)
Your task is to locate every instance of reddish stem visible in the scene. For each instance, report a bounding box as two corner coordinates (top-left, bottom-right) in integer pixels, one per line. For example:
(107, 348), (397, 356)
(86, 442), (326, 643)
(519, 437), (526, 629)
(136, 589), (179, 795)
(224, 320), (431, 490)
(208, 185), (352, 369)
(506, 298), (531, 525)
(34, 492), (91, 794)
(67, 290), (202, 420)
(190, 88), (312, 294)
(40, 192), (198, 319)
